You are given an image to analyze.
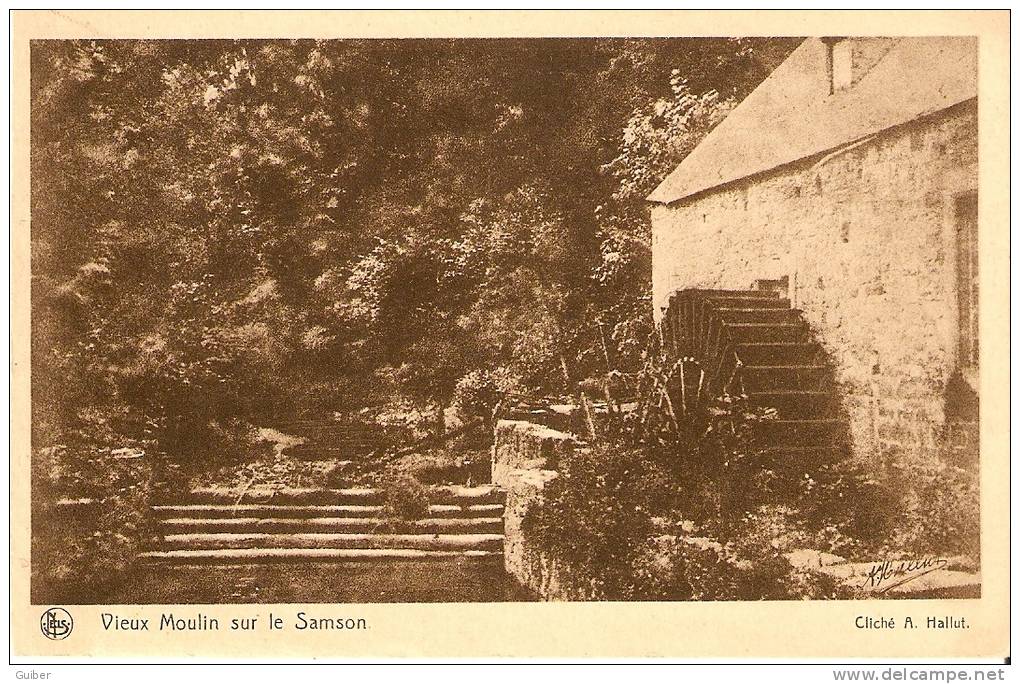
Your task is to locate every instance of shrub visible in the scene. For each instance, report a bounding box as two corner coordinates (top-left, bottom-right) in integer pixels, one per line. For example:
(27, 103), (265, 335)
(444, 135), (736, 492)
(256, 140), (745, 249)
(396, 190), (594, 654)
(191, 419), (265, 472)
(520, 440), (660, 599)
(520, 343), (980, 599)
(680, 394), (781, 525)
(379, 471), (431, 521)
(631, 524), (855, 601)
(619, 390), (781, 527)
(887, 459), (980, 558)
(452, 367), (523, 424)
(520, 378), (876, 600)
(723, 507), (854, 600)
(792, 453), (980, 560)
(793, 460), (899, 557)
(392, 448), (492, 486)
(630, 535), (781, 600)
(32, 441), (156, 603)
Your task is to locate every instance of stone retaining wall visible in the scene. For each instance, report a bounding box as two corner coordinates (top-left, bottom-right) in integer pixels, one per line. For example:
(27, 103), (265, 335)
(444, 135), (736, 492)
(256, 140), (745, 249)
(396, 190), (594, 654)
(491, 419), (579, 488)
(492, 419), (590, 600)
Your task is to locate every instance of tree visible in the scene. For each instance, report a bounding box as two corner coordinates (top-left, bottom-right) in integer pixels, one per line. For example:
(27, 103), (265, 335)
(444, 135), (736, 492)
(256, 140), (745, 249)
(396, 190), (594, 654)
(31, 37), (798, 464)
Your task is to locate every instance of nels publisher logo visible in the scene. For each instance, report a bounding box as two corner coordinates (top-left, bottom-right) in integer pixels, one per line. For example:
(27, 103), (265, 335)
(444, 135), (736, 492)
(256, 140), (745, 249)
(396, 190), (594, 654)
(40, 607), (73, 640)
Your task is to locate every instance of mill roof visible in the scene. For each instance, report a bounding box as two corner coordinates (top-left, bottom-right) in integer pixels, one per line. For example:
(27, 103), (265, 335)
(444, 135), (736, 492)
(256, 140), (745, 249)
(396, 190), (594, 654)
(647, 37), (978, 204)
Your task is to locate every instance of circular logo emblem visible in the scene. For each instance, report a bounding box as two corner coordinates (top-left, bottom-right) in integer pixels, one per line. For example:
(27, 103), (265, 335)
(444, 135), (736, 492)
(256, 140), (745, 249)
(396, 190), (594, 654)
(40, 607), (73, 640)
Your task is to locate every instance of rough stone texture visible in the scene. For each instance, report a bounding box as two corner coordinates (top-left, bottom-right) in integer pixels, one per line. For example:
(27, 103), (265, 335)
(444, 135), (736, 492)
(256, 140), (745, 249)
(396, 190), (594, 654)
(494, 421), (592, 600)
(491, 419), (578, 488)
(501, 468), (585, 601)
(651, 104), (977, 467)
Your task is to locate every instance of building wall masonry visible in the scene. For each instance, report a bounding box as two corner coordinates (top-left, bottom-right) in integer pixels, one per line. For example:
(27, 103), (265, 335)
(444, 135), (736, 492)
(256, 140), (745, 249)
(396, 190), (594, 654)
(650, 102), (978, 468)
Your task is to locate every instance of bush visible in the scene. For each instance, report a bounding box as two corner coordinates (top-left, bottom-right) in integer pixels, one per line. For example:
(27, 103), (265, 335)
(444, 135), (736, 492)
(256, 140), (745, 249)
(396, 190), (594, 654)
(520, 385), (874, 600)
(629, 535), (783, 600)
(178, 419), (266, 474)
(519, 346), (980, 599)
(631, 520), (854, 601)
(182, 423), (281, 490)
(793, 460), (898, 557)
(521, 439), (660, 599)
(887, 459), (980, 558)
(618, 390), (782, 527)
(790, 453), (980, 560)
(392, 448), (491, 486)
(722, 508), (854, 600)
(678, 394), (781, 525)
(452, 367), (523, 424)
(32, 441), (156, 603)
(379, 471), (431, 521)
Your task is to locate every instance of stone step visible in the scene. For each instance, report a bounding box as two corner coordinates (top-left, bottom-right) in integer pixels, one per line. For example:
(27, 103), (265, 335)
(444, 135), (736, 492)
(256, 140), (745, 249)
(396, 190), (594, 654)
(139, 548), (504, 565)
(734, 343), (820, 365)
(152, 503), (504, 519)
(759, 445), (845, 466)
(759, 419), (844, 447)
(286, 446), (375, 459)
(159, 532), (504, 551)
(741, 365), (830, 391)
(706, 296), (791, 309)
(714, 307), (803, 324)
(689, 289), (780, 299)
(749, 391), (840, 419)
(724, 323), (808, 344)
(174, 485), (505, 506)
(158, 516), (505, 535)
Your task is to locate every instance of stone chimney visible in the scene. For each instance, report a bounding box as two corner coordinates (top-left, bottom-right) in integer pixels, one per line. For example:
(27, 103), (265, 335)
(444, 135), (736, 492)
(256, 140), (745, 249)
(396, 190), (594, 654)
(823, 37), (900, 93)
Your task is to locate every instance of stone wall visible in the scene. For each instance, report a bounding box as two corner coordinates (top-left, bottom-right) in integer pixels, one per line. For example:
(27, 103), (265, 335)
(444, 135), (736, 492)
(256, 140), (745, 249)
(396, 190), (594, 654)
(650, 103), (978, 468)
(492, 419), (590, 600)
(491, 419), (578, 488)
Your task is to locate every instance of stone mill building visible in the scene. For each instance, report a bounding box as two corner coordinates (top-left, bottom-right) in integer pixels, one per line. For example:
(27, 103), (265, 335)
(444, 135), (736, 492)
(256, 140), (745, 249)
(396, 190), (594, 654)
(648, 37), (979, 471)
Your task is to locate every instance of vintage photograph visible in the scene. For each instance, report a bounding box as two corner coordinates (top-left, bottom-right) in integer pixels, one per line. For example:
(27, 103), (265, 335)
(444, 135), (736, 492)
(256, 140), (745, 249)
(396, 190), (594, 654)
(29, 32), (982, 607)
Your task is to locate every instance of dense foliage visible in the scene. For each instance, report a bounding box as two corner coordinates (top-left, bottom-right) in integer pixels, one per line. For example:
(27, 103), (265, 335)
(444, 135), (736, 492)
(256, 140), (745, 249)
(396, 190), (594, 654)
(518, 390), (850, 600)
(33, 38), (977, 601)
(30, 38), (799, 597)
(521, 349), (979, 600)
(32, 37), (795, 467)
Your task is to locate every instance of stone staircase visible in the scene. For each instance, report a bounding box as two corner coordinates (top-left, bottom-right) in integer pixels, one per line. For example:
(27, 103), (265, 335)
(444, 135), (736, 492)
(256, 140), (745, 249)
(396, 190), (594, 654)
(662, 288), (848, 468)
(140, 485), (506, 565)
(267, 419), (391, 460)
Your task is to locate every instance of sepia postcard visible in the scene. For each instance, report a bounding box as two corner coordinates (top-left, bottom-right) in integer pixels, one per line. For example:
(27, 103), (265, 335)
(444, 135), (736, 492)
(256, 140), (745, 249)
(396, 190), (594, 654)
(9, 9), (1011, 660)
